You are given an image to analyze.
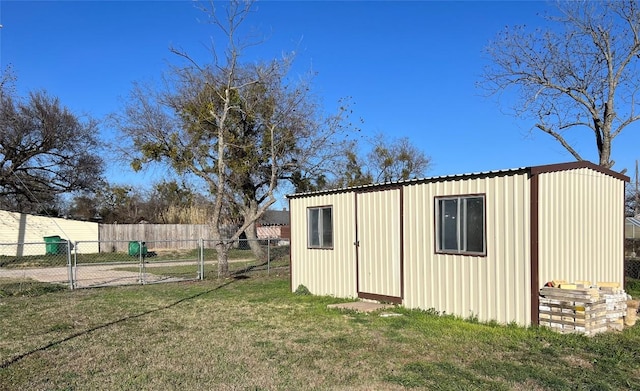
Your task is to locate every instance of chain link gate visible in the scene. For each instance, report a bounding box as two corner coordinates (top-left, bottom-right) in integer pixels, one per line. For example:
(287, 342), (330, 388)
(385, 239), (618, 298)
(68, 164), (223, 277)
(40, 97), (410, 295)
(70, 240), (205, 289)
(1, 238), (289, 289)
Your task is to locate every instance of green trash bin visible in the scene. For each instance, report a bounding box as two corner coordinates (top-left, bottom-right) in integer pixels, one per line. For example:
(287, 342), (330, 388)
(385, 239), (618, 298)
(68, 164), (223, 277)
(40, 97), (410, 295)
(128, 241), (148, 257)
(44, 235), (62, 255)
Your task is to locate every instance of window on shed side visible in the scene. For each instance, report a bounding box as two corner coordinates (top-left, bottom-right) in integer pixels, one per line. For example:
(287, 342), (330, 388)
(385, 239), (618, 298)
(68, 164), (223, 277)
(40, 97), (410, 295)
(436, 195), (485, 255)
(308, 206), (333, 248)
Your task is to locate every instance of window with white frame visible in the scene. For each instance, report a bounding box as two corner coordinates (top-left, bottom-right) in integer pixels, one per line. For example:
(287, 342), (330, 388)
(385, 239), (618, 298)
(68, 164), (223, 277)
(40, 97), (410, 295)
(436, 195), (485, 255)
(307, 206), (333, 249)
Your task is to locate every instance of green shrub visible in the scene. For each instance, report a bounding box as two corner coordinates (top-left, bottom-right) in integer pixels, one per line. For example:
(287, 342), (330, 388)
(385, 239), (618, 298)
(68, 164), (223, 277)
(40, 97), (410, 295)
(294, 284), (311, 295)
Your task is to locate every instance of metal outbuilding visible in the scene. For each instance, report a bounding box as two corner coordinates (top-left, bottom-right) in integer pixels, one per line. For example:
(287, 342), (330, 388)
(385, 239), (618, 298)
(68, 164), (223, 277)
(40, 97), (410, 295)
(287, 161), (629, 326)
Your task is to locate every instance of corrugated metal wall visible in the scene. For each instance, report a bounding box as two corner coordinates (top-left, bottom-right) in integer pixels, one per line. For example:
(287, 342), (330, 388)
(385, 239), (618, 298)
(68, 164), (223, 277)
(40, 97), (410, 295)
(0, 211), (99, 255)
(290, 192), (357, 298)
(537, 168), (624, 286)
(402, 173), (531, 325)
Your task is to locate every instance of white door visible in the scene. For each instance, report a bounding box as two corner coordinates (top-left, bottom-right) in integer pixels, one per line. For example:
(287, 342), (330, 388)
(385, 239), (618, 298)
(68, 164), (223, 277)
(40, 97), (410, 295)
(356, 188), (402, 303)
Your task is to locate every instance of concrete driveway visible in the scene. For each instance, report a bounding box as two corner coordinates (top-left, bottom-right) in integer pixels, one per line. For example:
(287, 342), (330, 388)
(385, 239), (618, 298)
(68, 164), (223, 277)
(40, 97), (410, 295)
(0, 261), (198, 288)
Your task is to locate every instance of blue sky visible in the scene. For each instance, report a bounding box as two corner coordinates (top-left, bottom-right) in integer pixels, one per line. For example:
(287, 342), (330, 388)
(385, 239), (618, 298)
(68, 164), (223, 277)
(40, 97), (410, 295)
(2, 1), (639, 191)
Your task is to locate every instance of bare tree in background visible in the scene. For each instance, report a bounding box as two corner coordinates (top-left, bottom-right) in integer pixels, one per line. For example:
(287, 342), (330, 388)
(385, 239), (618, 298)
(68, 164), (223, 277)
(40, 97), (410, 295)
(68, 180), (213, 224)
(482, 0), (640, 170)
(367, 134), (431, 183)
(330, 134), (432, 188)
(0, 71), (104, 213)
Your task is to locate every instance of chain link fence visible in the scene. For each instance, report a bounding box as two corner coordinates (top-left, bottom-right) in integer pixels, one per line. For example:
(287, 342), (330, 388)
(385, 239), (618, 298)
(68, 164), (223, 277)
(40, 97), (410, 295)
(626, 239), (640, 280)
(626, 258), (640, 280)
(0, 238), (290, 289)
(202, 238), (290, 278)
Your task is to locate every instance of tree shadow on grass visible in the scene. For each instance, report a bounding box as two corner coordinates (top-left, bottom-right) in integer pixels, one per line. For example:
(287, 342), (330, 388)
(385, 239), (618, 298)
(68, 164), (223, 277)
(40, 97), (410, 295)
(0, 278), (238, 369)
(230, 259), (289, 277)
(231, 260), (270, 276)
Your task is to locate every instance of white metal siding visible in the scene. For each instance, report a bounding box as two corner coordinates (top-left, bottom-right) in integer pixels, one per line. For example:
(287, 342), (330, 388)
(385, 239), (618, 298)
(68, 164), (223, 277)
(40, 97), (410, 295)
(290, 193), (357, 298)
(537, 168), (624, 286)
(0, 211), (100, 255)
(403, 173), (531, 325)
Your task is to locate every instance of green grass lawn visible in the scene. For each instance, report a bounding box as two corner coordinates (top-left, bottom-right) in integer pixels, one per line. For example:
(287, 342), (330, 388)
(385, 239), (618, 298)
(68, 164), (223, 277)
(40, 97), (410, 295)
(115, 256), (290, 278)
(1, 275), (639, 391)
(627, 278), (640, 298)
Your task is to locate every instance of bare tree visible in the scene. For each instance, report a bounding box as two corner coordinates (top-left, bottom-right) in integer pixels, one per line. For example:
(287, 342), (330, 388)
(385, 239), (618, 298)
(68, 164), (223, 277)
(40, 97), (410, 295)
(328, 134), (431, 188)
(482, 0), (640, 169)
(115, 0), (351, 275)
(367, 134), (431, 183)
(287, 97), (361, 192)
(146, 180), (197, 223)
(67, 180), (215, 223)
(0, 75), (104, 213)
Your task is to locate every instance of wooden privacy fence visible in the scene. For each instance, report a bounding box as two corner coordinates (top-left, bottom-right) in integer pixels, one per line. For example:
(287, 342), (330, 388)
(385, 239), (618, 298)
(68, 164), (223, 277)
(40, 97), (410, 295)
(99, 224), (228, 251)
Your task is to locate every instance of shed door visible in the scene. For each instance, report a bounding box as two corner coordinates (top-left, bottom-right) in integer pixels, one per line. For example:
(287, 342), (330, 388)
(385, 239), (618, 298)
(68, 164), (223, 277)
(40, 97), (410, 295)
(356, 188), (402, 303)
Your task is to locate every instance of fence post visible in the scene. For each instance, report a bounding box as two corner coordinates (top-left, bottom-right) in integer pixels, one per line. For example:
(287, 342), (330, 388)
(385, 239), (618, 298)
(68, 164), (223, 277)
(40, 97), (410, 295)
(67, 240), (74, 290)
(138, 241), (145, 284)
(73, 241), (79, 289)
(267, 238), (271, 275)
(199, 238), (205, 280)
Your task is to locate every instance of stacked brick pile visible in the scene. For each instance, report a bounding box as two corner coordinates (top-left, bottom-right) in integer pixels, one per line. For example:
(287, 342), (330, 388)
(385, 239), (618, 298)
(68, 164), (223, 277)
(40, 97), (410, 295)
(539, 281), (631, 336)
(599, 283), (628, 332)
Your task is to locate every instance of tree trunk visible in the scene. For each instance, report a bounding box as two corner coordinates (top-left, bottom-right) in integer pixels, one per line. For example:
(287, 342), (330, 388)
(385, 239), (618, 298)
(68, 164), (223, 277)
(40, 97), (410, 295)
(599, 133), (613, 168)
(216, 241), (229, 277)
(244, 220), (265, 260)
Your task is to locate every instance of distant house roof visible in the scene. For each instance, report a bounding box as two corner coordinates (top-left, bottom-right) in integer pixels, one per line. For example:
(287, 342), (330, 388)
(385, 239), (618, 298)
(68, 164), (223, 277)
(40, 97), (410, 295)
(259, 210), (290, 226)
(626, 217), (640, 239)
